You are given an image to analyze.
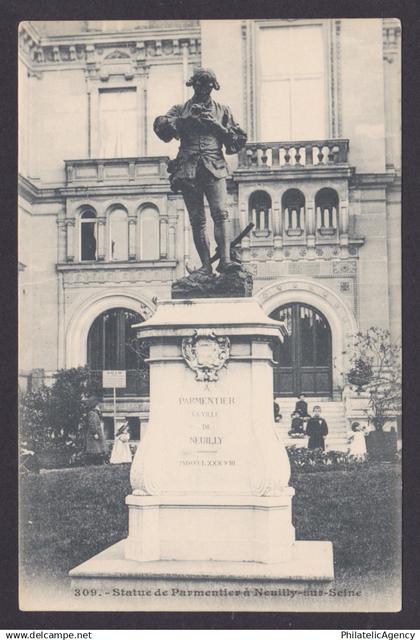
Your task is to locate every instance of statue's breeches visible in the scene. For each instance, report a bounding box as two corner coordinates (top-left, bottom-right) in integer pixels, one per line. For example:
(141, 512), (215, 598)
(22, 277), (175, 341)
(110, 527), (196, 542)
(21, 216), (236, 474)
(180, 164), (229, 230)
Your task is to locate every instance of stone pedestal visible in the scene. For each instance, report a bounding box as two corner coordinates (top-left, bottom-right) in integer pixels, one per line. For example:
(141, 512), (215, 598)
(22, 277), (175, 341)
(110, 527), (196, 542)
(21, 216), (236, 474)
(70, 298), (333, 582)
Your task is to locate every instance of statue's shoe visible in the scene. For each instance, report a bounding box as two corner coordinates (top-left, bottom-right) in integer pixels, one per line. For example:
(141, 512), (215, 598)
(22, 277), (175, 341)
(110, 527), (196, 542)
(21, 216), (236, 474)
(195, 265), (214, 276)
(216, 260), (242, 274)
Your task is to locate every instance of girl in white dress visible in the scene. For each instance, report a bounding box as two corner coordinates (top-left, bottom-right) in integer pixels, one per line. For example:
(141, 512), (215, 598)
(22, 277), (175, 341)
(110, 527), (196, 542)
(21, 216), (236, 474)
(348, 421), (367, 460)
(110, 422), (132, 464)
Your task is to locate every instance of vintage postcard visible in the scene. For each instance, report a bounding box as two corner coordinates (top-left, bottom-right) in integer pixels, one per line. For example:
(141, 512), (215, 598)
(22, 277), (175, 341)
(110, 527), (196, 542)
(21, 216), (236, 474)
(18, 18), (401, 612)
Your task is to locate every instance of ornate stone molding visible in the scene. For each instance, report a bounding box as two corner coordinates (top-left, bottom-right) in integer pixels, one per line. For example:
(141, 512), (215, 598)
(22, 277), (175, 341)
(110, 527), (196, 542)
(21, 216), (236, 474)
(19, 21), (201, 73)
(243, 244), (362, 263)
(58, 262), (176, 287)
(383, 18), (401, 64)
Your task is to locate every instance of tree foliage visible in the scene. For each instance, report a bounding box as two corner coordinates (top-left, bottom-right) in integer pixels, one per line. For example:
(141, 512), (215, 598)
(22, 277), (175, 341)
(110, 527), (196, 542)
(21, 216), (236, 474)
(347, 327), (401, 431)
(19, 366), (100, 453)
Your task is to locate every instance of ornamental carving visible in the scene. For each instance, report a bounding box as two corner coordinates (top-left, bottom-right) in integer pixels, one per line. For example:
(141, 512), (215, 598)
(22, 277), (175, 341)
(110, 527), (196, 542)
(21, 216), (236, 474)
(332, 260), (357, 276)
(182, 331), (230, 382)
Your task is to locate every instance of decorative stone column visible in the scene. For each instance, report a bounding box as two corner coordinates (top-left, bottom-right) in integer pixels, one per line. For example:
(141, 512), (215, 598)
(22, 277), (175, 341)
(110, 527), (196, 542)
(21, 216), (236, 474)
(339, 200), (349, 246)
(66, 219), (75, 262)
(168, 219), (176, 260)
(57, 219), (67, 263)
(306, 198), (316, 248)
(128, 218), (137, 261)
(160, 217), (168, 259)
(181, 42), (189, 101)
(272, 205), (283, 256)
(97, 218), (106, 261)
(239, 203), (251, 263)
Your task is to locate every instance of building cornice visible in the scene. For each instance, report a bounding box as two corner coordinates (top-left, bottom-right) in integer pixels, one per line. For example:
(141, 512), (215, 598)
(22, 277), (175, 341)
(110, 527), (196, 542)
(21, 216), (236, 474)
(56, 260), (177, 272)
(383, 18), (401, 64)
(350, 168), (397, 188)
(18, 21), (201, 74)
(233, 165), (354, 183)
(18, 174), (64, 204)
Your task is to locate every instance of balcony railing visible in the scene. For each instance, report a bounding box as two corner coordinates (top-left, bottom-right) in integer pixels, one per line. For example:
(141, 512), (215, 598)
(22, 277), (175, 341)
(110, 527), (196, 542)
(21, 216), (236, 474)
(237, 139), (349, 170)
(64, 156), (169, 186)
(89, 369), (150, 398)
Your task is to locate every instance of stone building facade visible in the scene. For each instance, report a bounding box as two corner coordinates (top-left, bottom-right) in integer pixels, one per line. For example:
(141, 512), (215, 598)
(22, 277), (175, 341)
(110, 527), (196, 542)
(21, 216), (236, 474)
(18, 19), (401, 440)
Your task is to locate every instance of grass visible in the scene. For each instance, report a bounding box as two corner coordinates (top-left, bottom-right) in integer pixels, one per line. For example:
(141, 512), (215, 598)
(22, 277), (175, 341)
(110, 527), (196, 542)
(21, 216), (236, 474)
(19, 462), (401, 609)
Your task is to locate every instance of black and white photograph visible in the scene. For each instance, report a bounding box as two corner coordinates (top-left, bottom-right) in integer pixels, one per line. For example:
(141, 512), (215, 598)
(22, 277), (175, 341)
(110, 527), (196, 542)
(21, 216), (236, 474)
(18, 18), (401, 613)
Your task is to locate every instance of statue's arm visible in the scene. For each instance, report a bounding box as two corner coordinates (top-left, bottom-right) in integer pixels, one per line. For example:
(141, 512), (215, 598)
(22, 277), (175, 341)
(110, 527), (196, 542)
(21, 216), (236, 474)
(153, 105), (181, 143)
(223, 106), (247, 155)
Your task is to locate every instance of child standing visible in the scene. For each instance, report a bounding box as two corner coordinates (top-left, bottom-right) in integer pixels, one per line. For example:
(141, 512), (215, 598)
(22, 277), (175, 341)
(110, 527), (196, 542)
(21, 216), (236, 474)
(306, 405), (329, 451)
(288, 411), (305, 438)
(348, 421), (367, 460)
(110, 422), (133, 464)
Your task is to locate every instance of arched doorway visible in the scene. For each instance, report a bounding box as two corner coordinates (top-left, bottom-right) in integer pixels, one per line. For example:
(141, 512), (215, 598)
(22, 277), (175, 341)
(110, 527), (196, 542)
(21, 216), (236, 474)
(87, 307), (149, 397)
(269, 303), (332, 397)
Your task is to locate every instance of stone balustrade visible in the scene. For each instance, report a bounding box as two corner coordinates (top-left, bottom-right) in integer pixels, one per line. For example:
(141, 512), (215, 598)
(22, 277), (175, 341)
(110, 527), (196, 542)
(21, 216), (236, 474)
(65, 156), (170, 185)
(237, 139), (349, 170)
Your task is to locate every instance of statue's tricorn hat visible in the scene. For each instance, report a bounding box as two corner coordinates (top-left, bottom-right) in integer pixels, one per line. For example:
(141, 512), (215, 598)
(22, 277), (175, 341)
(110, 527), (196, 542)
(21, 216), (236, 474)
(186, 68), (220, 90)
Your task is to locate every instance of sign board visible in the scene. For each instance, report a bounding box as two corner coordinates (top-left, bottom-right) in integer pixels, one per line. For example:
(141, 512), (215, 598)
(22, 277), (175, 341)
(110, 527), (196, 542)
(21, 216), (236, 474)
(102, 370), (126, 388)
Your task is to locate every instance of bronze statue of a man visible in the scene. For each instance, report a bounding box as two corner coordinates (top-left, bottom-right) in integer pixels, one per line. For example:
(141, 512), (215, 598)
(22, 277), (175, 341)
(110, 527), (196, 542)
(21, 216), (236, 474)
(153, 68), (247, 274)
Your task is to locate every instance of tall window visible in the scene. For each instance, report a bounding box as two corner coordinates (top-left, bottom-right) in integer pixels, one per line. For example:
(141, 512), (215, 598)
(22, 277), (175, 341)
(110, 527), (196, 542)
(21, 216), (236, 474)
(257, 24), (327, 140)
(282, 189), (305, 236)
(99, 88), (137, 157)
(249, 191), (272, 231)
(139, 206), (160, 260)
(80, 209), (97, 261)
(108, 206), (128, 261)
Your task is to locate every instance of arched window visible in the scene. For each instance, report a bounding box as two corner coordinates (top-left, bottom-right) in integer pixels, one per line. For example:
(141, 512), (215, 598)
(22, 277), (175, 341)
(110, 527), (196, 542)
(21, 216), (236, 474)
(87, 307), (149, 396)
(80, 208), (97, 261)
(282, 189), (305, 236)
(249, 191), (272, 231)
(139, 205), (160, 260)
(315, 188), (339, 235)
(108, 206), (128, 261)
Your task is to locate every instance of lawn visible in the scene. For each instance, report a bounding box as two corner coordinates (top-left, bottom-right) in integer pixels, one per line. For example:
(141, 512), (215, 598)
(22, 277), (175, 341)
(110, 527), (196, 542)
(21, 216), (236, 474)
(19, 461), (401, 610)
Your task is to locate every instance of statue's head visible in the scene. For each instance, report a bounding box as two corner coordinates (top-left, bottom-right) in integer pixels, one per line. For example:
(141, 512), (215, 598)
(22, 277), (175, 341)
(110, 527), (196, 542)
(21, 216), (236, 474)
(187, 68), (220, 98)
(85, 395), (99, 410)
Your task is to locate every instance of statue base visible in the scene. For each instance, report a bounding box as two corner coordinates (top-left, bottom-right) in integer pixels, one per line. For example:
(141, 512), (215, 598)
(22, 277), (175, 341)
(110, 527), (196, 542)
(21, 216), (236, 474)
(70, 298), (334, 592)
(171, 265), (253, 299)
(70, 538), (334, 582)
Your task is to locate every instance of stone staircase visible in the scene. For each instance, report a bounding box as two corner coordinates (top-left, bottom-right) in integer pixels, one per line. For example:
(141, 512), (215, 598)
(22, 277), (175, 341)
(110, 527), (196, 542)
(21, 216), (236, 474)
(273, 397), (349, 451)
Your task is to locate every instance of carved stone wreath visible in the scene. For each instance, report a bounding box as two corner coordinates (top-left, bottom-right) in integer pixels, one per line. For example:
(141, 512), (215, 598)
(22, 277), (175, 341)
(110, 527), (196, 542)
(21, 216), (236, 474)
(182, 331), (230, 382)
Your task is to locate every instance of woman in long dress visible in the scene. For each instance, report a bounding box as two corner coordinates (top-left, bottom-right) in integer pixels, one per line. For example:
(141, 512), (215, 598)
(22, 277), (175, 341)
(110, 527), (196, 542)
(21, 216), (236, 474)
(110, 422), (132, 464)
(84, 396), (107, 464)
(348, 422), (367, 459)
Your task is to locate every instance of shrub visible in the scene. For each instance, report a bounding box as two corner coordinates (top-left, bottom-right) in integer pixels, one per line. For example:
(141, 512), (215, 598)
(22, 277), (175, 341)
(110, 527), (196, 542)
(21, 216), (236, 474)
(286, 445), (371, 473)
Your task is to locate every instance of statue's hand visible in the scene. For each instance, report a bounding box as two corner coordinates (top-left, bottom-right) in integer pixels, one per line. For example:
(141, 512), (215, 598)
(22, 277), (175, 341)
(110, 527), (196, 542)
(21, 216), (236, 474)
(199, 112), (227, 134)
(180, 110), (200, 120)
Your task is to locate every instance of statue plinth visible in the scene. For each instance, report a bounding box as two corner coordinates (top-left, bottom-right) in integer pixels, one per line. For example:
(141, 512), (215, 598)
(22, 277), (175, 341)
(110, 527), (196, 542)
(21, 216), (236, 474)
(171, 265), (253, 299)
(70, 298), (333, 585)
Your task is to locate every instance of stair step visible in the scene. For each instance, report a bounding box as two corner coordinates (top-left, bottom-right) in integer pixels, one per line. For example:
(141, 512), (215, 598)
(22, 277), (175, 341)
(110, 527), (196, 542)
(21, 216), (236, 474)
(274, 397), (349, 452)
